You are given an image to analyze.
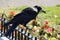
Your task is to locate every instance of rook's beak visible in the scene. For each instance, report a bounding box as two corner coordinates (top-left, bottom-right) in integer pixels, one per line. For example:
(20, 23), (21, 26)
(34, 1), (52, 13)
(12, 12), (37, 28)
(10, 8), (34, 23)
(41, 10), (46, 13)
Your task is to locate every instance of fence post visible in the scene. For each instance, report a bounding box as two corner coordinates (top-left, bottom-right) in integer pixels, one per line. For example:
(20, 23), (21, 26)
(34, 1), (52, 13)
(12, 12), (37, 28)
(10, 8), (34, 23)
(18, 31), (20, 40)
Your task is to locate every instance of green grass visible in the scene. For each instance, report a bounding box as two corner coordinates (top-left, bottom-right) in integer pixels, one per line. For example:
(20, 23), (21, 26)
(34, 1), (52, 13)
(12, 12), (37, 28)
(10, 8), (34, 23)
(0, 5), (60, 24)
(38, 6), (60, 25)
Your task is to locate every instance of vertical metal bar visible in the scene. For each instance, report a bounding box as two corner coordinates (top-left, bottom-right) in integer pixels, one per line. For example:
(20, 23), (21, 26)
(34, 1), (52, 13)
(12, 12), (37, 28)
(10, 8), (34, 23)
(27, 33), (30, 40)
(28, 35), (32, 40)
(4, 25), (5, 33)
(32, 37), (37, 40)
(1, 14), (4, 36)
(0, 21), (2, 37)
(13, 31), (15, 40)
(3, 19), (6, 34)
(35, 37), (37, 40)
(1, 22), (3, 36)
(18, 31), (20, 40)
(24, 28), (28, 40)
(11, 31), (14, 40)
(24, 34), (26, 40)
(1, 21), (2, 36)
(8, 26), (11, 38)
(21, 29), (23, 40)
(15, 30), (17, 40)
(19, 29), (22, 40)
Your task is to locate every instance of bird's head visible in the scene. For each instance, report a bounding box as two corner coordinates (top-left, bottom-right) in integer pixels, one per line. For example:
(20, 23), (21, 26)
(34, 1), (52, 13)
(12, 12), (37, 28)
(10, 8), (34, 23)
(34, 5), (46, 13)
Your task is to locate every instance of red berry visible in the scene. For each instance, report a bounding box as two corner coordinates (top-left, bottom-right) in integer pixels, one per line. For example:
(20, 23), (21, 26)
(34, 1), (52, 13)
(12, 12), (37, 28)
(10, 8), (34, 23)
(45, 21), (48, 24)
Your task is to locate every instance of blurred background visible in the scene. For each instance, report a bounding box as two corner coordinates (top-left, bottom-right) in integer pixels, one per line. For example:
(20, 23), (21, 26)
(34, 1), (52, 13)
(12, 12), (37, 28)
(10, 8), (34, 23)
(0, 0), (60, 7)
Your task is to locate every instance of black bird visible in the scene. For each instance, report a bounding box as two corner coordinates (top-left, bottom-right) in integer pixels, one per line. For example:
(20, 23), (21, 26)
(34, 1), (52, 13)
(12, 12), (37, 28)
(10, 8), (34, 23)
(4, 5), (46, 37)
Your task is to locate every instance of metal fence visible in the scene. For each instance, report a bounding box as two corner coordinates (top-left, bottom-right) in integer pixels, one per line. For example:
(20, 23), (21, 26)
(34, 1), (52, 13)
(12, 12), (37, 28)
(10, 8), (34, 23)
(0, 14), (37, 40)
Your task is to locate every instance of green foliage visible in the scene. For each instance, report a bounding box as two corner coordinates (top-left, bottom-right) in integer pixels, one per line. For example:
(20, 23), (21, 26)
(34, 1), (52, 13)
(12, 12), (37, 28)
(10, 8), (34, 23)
(38, 6), (60, 24)
(0, 6), (28, 14)
(56, 4), (60, 7)
(0, 5), (60, 24)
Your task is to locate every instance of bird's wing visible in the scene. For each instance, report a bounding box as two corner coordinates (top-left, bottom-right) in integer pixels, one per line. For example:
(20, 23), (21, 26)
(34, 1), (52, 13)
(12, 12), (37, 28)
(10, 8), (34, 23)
(14, 7), (34, 18)
(9, 7), (37, 23)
